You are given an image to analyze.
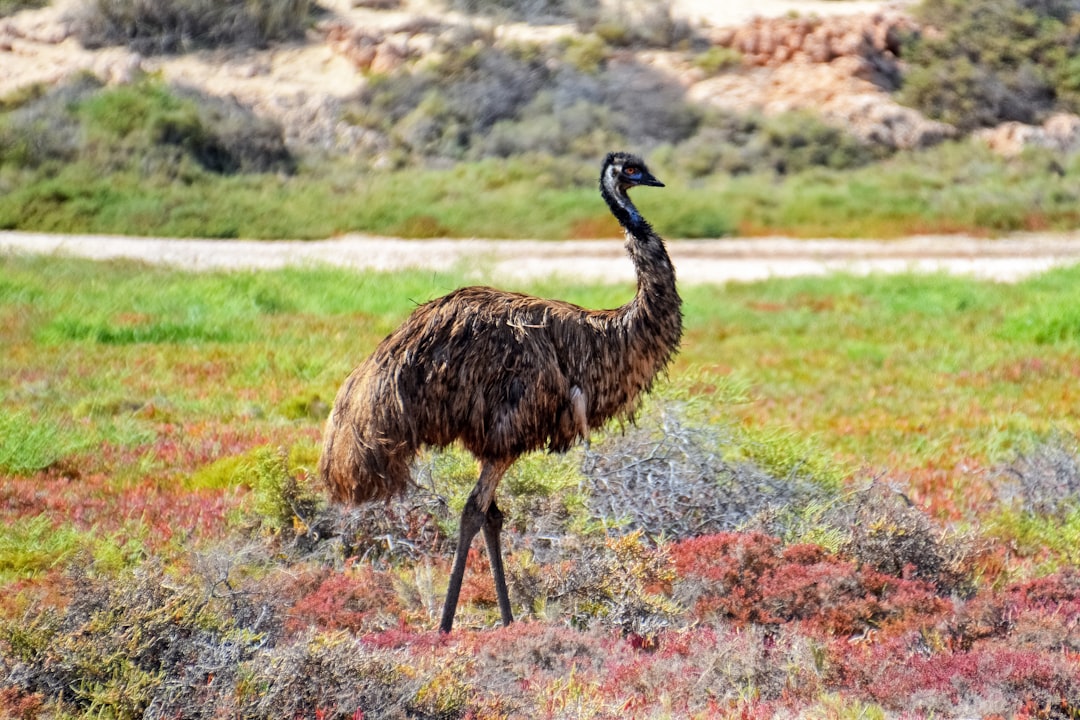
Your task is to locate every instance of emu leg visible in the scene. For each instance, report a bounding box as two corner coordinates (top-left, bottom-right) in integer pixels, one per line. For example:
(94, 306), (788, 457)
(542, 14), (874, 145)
(483, 501), (513, 627)
(440, 493), (485, 634)
(440, 458), (512, 633)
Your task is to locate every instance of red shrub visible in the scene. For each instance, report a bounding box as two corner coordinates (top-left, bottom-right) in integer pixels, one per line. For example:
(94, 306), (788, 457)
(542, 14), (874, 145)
(284, 565), (403, 636)
(833, 636), (1080, 716)
(670, 532), (951, 637)
(459, 548), (498, 608)
(0, 687), (43, 720)
(948, 570), (1080, 653)
(1007, 571), (1080, 616)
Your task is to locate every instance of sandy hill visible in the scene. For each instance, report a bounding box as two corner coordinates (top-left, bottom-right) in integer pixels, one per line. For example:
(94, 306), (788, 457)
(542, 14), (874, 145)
(4, 0), (967, 152)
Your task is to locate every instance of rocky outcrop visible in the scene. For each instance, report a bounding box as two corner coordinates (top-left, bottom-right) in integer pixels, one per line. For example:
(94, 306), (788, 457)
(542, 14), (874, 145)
(682, 10), (961, 150)
(688, 55), (955, 150)
(709, 11), (916, 88)
(322, 20), (440, 74)
(973, 114), (1080, 156)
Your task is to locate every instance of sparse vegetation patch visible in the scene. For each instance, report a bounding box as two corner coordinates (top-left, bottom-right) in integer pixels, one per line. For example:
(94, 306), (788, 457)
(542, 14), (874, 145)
(70, 0), (313, 53)
(900, 0), (1080, 130)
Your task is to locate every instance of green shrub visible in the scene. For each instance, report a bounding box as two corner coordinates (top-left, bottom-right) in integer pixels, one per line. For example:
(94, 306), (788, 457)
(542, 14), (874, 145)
(0, 75), (293, 177)
(694, 45), (743, 74)
(662, 110), (884, 179)
(70, 0), (312, 53)
(0, 75), (96, 171)
(442, 0), (691, 49)
(442, 0), (585, 21)
(0, 0), (48, 17)
(249, 447), (325, 536)
(899, 0), (1080, 130)
(346, 35), (701, 163)
(575, 0), (694, 49)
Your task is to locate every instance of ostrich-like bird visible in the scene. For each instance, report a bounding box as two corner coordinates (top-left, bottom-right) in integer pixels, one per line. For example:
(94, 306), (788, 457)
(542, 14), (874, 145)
(319, 152), (682, 632)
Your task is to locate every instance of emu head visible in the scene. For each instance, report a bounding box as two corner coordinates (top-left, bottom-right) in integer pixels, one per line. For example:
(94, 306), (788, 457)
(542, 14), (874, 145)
(602, 152), (665, 195)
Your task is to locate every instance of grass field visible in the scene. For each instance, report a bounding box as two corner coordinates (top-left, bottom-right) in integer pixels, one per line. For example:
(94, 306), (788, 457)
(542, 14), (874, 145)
(2, 252), (1080, 717)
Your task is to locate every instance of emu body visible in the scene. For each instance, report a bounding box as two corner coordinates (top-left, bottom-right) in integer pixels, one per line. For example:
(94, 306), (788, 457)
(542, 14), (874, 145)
(319, 152), (682, 632)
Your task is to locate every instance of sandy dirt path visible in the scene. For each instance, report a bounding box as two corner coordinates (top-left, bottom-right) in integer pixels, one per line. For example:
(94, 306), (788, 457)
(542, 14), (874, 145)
(5, 231), (1080, 284)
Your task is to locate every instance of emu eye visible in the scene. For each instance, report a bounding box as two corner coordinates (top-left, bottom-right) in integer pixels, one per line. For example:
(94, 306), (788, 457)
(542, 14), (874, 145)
(623, 166), (639, 176)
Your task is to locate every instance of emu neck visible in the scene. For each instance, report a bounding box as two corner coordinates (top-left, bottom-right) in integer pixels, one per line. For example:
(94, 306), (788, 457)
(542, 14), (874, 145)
(602, 184), (678, 306)
(602, 183), (682, 353)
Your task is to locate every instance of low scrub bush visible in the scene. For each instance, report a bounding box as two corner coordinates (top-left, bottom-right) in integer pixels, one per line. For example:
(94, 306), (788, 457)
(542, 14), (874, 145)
(997, 434), (1080, 518)
(442, 0), (584, 22)
(347, 34), (701, 164)
(657, 110), (885, 179)
(514, 531), (679, 636)
(70, 0), (312, 53)
(989, 437), (1080, 564)
(575, 0), (694, 49)
(582, 406), (832, 539)
(0, 75), (293, 178)
(825, 482), (978, 594)
(899, 0), (1080, 130)
(0, 562), (263, 719)
(442, 0), (692, 49)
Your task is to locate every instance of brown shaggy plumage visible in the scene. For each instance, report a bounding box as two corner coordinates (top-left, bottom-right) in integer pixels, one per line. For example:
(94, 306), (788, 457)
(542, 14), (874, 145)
(319, 151), (682, 631)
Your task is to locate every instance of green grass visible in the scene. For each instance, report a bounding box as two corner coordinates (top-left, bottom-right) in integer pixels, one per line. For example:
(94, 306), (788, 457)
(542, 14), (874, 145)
(0, 515), (81, 582)
(3, 141), (1077, 239)
(0, 411), (78, 475)
(4, 253), (1080, 521)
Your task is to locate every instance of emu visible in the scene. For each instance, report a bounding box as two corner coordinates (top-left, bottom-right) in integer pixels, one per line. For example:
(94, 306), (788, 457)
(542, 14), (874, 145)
(319, 152), (682, 633)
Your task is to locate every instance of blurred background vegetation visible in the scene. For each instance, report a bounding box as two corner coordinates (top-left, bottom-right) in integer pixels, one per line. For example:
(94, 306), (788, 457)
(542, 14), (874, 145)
(1, 0), (1080, 239)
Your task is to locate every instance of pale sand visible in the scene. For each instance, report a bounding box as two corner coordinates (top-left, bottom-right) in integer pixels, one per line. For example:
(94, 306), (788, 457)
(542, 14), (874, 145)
(5, 231), (1080, 284)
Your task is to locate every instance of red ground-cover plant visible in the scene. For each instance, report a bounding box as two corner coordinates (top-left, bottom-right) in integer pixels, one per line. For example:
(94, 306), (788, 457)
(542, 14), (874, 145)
(0, 470), (235, 544)
(948, 571), (1080, 654)
(832, 634), (1080, 716)
(459, 547), (500, 609)
(593, 624), (824, 714)
(670, 532), (952, 637)
(285, 564), (405, 636)
(890, 455), (1005, 526)
(137, 422), (315, 479)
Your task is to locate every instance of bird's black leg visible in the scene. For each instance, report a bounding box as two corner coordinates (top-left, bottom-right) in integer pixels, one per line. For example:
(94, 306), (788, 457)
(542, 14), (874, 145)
(483, 501), (513, 627)
(440, 458), (512, 633)
(440, 492), (485, 633)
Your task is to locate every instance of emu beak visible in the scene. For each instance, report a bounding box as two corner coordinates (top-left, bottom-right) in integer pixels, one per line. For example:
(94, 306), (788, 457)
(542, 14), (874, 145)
(639, 172), (664, 188)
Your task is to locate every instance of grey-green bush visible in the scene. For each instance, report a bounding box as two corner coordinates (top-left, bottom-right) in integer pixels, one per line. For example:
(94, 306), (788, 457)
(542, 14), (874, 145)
(70, 0), (312, 53)
(0, 75), (293, 176)
(899, 0), (1080, 130)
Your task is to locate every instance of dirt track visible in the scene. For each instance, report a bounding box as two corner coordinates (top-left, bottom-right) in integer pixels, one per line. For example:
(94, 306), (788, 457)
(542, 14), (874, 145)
(5, 230), (1080, 284)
